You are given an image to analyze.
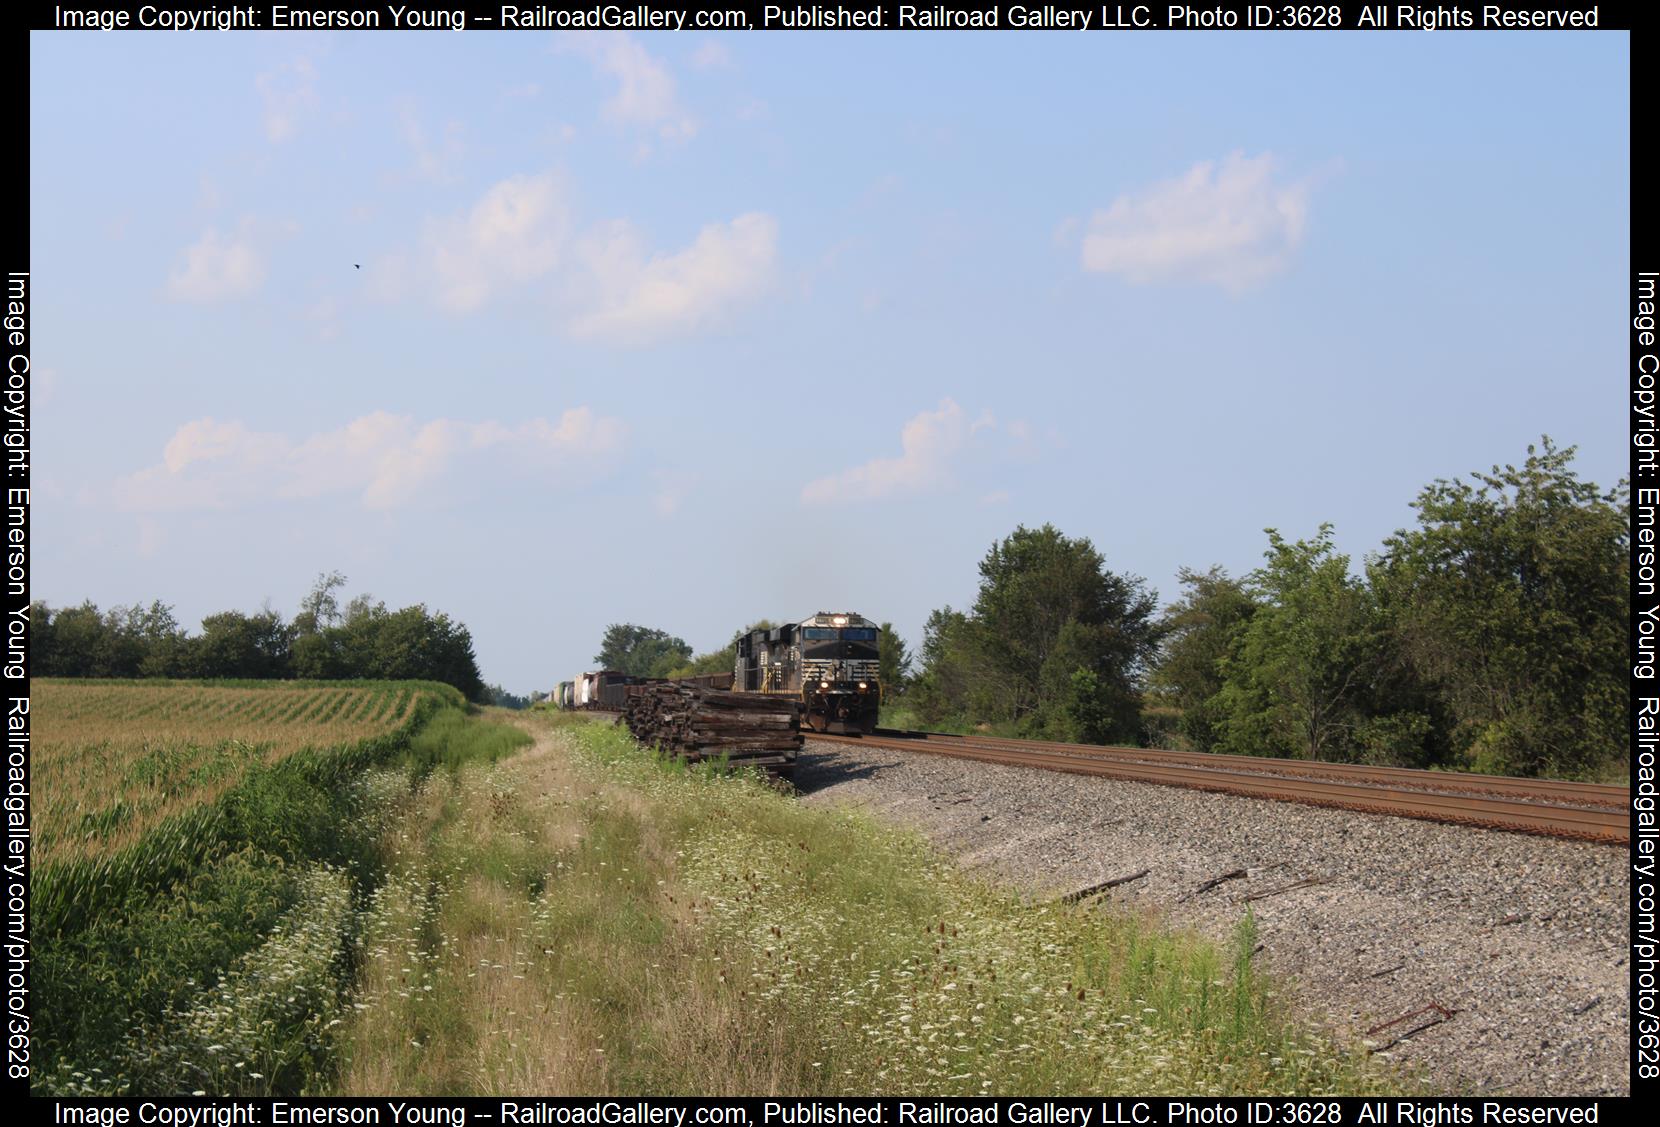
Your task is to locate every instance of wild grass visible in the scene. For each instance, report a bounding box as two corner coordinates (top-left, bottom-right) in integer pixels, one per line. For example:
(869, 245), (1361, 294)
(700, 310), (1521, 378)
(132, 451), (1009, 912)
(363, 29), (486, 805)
(335, 715), (1398, 1096)
(401, 705), (533, 775)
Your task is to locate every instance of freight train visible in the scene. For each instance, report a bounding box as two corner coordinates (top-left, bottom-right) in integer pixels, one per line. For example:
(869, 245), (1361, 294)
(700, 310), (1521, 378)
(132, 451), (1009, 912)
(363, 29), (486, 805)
(558, 610), (883, 735)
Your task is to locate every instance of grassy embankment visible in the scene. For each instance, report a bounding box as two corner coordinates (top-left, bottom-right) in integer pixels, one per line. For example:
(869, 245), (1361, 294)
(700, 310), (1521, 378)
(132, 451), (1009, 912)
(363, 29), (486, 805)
(37, 681), (1400, 1096)
(334, 711), (1402, 1096)
(34, 679), (530, 1096)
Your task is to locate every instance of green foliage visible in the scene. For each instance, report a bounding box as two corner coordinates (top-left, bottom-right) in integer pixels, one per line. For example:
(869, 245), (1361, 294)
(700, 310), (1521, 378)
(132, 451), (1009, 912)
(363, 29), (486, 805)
(1058, 667), (1114, 744)
(32, 576), (488, 701)
(907, 606), (986, 726)
(595, 623), (693, 678)
(192, 608), (294, 679)
(877, 621), (913, 695)
(36, 849), (301, 1089)
(293, 570), (348, 635)
(1150, 568), (1259, 752)
(402, 707), (533, 775)
(332, 600), (486, 700)
(911, 525), (1161, 743)
(31, 600), (189, 678)
(1211, 526), (1379, 762)
(1140, 438), (1625, 778)
(1371, 438), (1628, 777)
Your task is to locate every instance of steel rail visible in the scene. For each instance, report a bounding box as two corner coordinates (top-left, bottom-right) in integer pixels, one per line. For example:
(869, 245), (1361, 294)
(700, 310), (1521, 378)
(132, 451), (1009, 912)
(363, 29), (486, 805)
(811, 731), (1629, 845)
(862, 729), (1628, 808)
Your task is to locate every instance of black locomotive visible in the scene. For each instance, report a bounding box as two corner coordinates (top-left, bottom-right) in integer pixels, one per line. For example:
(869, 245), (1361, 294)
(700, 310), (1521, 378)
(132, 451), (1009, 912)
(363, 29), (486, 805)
(734, 611), (882, 734)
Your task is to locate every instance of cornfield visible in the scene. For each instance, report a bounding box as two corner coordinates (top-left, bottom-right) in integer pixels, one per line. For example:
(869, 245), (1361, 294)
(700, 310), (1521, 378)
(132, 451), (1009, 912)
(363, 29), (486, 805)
(32, 679), (458, 934)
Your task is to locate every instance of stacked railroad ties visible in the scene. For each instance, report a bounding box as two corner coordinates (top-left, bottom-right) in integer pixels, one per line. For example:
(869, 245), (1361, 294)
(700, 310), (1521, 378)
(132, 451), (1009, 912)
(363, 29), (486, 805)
(620, 676), (804, 774)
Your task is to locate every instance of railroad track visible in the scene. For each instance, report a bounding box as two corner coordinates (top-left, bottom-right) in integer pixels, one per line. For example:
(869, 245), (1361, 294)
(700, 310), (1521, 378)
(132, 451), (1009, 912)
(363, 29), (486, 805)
(809, 729), (1630, 845)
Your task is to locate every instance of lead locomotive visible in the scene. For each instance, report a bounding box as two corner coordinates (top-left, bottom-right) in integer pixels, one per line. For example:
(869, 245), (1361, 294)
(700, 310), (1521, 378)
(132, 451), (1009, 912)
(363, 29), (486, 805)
(733, 611), (882, 734)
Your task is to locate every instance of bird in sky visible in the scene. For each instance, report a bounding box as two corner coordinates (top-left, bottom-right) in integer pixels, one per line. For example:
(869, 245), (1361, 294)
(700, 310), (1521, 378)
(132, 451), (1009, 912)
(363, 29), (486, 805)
(354, 263), (361, 269)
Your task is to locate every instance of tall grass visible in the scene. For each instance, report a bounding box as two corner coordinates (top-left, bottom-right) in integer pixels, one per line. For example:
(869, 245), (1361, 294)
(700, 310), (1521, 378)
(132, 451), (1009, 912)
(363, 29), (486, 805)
(401, 705), (533, 775)
(335, 715), (1397, 1096)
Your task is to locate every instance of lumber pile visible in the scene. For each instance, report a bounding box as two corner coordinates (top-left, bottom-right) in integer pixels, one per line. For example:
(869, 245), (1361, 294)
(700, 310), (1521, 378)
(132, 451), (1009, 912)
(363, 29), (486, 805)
(621, 682), (802, 770)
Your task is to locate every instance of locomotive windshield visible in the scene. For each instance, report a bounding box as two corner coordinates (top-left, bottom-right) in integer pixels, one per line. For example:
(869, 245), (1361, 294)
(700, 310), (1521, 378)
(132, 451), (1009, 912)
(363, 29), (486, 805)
(802, 627), (878, 642)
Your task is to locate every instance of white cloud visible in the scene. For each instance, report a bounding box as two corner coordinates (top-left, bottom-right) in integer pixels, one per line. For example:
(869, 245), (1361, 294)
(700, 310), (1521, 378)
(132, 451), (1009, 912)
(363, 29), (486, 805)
(114, 408), (625, 512)
(560, 33), (695, 143)
(166, 223), (266, 301)
(1079, 152), (1311, 291)
(371, 171), (775, 335)
(256, 57), (319, 142)
(413, 173), (571, 312)
(801, 399), (988, 506)
(570, 212), (777, 339)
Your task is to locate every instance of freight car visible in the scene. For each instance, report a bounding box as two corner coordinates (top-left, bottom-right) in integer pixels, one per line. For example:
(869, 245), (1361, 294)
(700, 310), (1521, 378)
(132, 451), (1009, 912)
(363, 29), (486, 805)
(734, 611), (881, 734)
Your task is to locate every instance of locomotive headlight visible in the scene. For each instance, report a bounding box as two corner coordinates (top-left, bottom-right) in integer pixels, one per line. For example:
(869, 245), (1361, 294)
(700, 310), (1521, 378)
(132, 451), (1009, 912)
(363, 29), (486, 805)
(832, 616), (848, 626)
(858, 682), (868, 690)
(820, 680), (830, 690)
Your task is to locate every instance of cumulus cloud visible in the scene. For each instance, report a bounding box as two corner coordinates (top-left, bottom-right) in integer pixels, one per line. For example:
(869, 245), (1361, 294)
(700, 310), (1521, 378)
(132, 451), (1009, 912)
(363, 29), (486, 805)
(561, 34), (696, 142)
(370, 170), (776, 333)
(1079, 152), (1311, 291)
(801, 399), (993, 506)
(166, 223), (266, 301)
(408, 173), (571, 312)
(114, 408), (625, 512)
(256, 57), (319, 142)
(570, 212), (777, 339)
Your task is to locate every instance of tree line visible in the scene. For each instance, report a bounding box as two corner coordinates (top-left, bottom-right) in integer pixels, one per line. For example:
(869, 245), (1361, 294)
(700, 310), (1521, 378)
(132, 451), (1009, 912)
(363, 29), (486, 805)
(30, 572), (489, 702)
(900, 439), (1627, 780)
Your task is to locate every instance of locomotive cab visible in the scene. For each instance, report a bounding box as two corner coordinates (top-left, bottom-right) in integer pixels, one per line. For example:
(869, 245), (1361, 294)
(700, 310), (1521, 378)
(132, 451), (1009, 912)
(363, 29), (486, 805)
(735, 611), (882, 734)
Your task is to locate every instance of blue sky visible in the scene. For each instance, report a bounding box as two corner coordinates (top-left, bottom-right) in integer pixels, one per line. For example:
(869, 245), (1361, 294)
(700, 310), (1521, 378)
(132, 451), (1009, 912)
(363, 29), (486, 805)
(31, 30), (1629, 695)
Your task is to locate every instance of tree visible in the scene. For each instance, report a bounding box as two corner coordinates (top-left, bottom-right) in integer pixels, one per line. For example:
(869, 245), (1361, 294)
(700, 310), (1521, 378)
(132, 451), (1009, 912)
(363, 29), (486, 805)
(877, 622), (913, 695)
(129, 601), (190, 678)
(1150, 567), (1259, 752)
(1371, 439), (1628, 777)
(294, 571), (348, 635)
(910, 525), (1161, 742)
(333, 599), (486, 700)
(971, 524), (1161, 740)
(192, 607), (294, 679)
(595, 624), (692, 679)
(908, 606), (983, 725)
(1215, 526), (1376, 762)
(33, 601), (153, 678)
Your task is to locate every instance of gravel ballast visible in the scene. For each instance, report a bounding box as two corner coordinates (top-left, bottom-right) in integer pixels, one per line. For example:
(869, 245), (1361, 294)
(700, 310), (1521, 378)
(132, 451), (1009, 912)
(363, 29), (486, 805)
(793, 738), (1629, 1096)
